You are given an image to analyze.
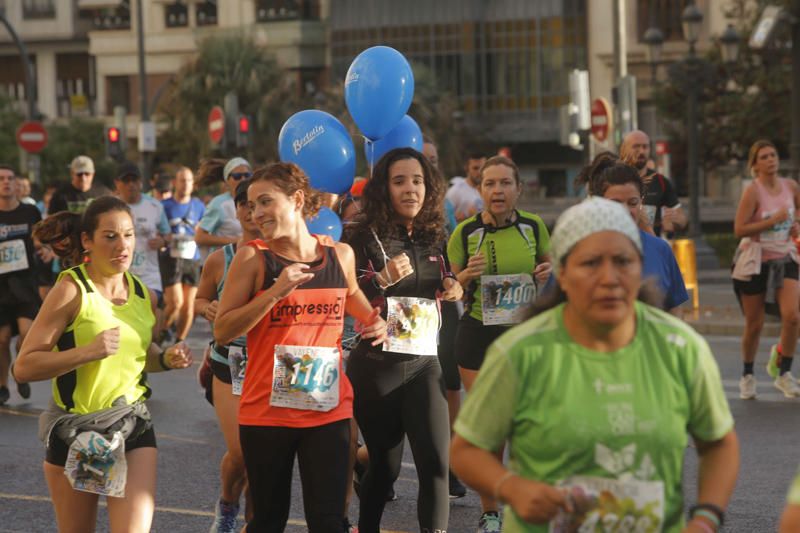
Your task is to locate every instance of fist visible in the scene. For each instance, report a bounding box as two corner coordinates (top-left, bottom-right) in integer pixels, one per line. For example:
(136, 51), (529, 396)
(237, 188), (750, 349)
(273, 263), (315, 299)
(533, 262), (552, 286)
(464, 253), (487, 280)
(163, 342), (193, 370)
(773, 207), (791, 224)
(204, 300), (219, 322)
(88, 327), (120, 360)
(382, 253), (413, 285)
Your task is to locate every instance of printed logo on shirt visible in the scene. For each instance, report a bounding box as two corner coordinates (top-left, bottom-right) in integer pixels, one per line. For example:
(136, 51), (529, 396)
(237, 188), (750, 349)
(0, 223), (30, 240)
(270, 295), (345, 323)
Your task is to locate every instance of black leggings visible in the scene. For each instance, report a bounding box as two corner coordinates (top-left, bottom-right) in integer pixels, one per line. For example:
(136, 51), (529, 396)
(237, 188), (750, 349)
(239, 419), (350, 533)
(347, 351), (450, 533)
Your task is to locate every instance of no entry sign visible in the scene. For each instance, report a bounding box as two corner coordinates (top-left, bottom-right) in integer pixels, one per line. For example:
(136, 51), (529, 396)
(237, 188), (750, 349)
(591, 98), (612, 143)
(16, 121), (48, 153)
(208, 106), (225, 145)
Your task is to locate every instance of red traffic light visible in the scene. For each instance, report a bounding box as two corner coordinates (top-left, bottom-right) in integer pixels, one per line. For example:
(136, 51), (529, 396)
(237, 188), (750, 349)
(238, 116), (250, 134)
(107, 127), (120, 143)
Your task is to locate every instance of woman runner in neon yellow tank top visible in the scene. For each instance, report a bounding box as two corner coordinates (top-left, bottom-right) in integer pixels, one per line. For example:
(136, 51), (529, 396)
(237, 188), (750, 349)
(15, 196), (192, 533)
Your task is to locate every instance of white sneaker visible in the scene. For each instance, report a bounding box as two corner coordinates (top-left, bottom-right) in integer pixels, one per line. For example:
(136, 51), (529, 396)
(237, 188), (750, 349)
(775, 373), (800, 398)
(739, 374), (757, 399)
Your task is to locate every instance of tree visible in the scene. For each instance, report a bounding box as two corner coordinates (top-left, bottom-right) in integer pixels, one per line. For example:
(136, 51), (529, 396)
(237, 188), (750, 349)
(38, 117), (117, 188)
(654, 0), (794, 186)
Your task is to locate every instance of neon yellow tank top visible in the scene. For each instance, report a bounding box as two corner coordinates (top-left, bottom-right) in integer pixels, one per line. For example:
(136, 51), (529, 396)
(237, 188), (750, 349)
(52, 264), (155, 414)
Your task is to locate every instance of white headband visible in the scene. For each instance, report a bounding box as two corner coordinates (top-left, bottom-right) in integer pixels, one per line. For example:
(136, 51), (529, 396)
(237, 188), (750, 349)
(551, 197), (642, 275)
(224, 157), (251, 181)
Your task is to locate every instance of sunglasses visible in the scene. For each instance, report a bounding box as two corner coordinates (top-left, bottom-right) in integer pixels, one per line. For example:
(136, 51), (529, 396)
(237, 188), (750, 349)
(229, 172), (252, 181)
(76, 172), (92, 177)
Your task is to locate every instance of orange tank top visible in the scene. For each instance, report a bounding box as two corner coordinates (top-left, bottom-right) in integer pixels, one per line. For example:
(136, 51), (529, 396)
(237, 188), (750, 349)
(239, 236), (353, 428)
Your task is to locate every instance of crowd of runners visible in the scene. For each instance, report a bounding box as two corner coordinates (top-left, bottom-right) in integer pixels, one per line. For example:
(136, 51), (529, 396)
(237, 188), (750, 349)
(4, 133), (800, 532)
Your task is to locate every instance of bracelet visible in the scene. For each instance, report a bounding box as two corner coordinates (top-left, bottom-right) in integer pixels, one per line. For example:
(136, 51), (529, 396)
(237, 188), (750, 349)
(690, 518), (715, 533)
(158, 349), (172, 371)
(692, 509), (721, 529)
(689, 503), (725, 527)
(492, 471), (516, 505)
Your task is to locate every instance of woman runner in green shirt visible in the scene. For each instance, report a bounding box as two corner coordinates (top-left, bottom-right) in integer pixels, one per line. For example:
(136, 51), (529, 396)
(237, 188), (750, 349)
(15, 196), (192, 533)
(451, 198), (739, 532)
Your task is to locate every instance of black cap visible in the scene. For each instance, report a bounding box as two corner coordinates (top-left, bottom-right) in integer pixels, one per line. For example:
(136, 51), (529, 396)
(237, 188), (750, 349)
(115, 161), (141, 181)
(154, 174), (172, 192)
(234, 178), (251, 206)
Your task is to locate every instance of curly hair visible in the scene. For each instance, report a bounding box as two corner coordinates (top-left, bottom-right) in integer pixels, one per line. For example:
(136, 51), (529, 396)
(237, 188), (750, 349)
(250, 162), (322, 218)
(348, 147), (446, 243)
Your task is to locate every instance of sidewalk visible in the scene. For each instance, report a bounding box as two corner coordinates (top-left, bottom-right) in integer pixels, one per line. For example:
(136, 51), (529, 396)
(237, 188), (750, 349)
(681, 269), (782, 337)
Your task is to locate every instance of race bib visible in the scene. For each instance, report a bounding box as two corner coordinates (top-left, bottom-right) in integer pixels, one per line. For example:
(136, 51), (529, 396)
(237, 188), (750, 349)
(481, 273), (535, 325)
(64, 431), (127, 497)
(642, 205), (658, 227)
(270, 345), (340, 412)
(761, 208), (794, 243)
(384, 296), (439, 356)
(228, 346), (246, 396)
(549, 476), (664, 533)
(0, 239), (29, 275)
(170, 234), (197, 259)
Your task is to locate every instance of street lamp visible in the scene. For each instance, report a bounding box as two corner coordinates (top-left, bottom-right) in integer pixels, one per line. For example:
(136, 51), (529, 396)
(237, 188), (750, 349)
(643, 26), (664, 83)
(682, 4), (703, 49)
(683, 3), (704, 238)
(720, 24), (742, 64)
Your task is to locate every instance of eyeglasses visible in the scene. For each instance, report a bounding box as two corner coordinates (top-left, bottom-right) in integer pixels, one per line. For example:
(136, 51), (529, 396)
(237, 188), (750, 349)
(228, 172), (252, 181)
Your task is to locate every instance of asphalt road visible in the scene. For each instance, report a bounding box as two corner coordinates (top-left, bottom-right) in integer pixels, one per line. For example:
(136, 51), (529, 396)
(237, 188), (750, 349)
(1, 326), (798, 532)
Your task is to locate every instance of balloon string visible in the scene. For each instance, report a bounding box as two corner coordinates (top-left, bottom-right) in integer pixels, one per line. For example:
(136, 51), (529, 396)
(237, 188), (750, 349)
(364, 136), (374, 180)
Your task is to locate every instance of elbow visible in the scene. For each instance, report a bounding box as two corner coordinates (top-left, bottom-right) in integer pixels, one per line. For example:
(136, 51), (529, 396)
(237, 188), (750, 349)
(733, 225), (746, 239)
(12, 357), (32, 384)
(213, 319), (233, 346)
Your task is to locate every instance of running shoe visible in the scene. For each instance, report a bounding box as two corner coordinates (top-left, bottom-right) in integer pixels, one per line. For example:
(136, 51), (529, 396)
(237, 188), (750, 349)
(739, 374), (757, 400)
(209, 499), (239, 533)
(449, 470), (467, 499)
(477, 511), (502, 533)
(16, 381), (31, 400)
(775, 373), (800, 398)
(343, 518), (358, 532)
(767, 344), (780, 379)
(0, 386), (8, 406)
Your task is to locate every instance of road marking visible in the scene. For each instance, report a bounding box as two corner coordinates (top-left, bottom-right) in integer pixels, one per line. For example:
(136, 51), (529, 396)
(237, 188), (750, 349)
(0, 492), (410, 532)
(0, 406), (41, 418)
(155, 433), (208, 445)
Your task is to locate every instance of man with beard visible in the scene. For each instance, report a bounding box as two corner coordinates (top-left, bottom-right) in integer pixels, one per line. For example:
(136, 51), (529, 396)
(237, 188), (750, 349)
(620, 130), (687, 237)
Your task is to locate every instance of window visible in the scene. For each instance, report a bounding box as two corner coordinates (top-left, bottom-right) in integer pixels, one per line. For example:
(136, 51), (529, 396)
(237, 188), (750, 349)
(90, 1), (131, 30)
(255, 0), (319, 22)
(638, 0), (689, 41)
(22, 0), (55, 19)
(106, 75), (130, 115)
(165, 2), (188, 28)
(196, 1), (217, 26)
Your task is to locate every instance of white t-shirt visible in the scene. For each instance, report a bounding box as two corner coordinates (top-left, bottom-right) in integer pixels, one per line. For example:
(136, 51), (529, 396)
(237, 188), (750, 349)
(445, 178), (484, 222)
(129, 195), (170, 292)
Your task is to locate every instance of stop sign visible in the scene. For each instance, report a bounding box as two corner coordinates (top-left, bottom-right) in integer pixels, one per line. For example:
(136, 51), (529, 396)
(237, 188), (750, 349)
(208, 106), (225, 145)
(16, 121), (48, 153)
(590, 98), (612, 143)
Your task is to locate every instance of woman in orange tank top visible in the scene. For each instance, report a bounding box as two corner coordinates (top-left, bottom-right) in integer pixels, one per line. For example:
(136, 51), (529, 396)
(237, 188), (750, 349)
(214, 162), (386, 533)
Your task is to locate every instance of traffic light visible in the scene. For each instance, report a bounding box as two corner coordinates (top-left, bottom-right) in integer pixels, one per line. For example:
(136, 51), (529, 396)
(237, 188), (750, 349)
(236, 114), (251, 148)
(105, 126), (123, 161)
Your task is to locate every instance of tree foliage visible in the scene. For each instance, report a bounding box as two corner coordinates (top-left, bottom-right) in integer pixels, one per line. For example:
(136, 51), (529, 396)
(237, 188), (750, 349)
(654, 0), (794, 179)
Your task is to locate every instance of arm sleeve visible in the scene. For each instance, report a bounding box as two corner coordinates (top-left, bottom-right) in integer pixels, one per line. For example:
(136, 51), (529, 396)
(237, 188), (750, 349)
(663, 177), (680, 208)
(454, 341), (518, 452)
(687, 339), (734, 442)
(198, 199), (221, 233)
(447, 223), (466, 269)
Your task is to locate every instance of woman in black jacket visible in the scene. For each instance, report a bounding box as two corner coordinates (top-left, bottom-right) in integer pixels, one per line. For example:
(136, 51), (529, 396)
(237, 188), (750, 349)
(344, 147), (462, 533)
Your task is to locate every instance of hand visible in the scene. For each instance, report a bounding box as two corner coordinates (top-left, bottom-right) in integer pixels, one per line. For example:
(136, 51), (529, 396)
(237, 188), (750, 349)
(271, 263), (315, 300)
(380, 253), (413, 286)
(204, 300), (219, 322)
(533, 262), (552, 286)
(439, 277), (463, 301)
(501, 477), (570, 525)
(36, 245), (55, 262)
(359, 307), (387, 347)
(86, 327), (120, 361)
(662, 207), (676, 232)
(772, 207), (791, 224)
(463, 253), (487, 282)
(148, 236), (164, 250)
(163, 342), (193, 369)
(682, 518), (716, 533)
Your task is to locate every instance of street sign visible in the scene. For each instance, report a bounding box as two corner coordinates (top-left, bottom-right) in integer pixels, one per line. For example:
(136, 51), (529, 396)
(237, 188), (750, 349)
(208, 106), (225, 145)
(655, 140), (669, 156)
(138, 121), (156, 152)
(591, 98), (612, 143)
(16, 121), (48, 153)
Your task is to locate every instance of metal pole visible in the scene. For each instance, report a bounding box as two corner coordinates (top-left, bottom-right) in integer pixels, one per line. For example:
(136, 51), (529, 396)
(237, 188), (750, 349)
(0, 14), (36, 119)
(612, 0), (628, 79)
(135, 0), (151, 181)
(687, 48), (700, 238)
(791, 2), (800, 180)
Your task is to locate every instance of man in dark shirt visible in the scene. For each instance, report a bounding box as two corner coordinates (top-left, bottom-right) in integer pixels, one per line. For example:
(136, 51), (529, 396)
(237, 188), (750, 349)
(48, 155), (110, 215)
(0, 165), (42, 404)
(620, 130), (688, 236)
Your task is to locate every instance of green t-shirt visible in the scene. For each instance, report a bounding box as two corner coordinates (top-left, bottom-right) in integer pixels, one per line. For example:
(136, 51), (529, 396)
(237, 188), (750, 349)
(788, 468), (800, 505)
(447, 210), (550, 323)
(454, 302), (733, 532)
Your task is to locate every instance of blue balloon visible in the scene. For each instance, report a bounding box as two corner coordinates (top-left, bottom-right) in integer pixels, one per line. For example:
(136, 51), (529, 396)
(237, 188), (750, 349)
(365, 115), (423, 167)
(278, 110), (355, 194)
(345, 46), (415, 141)
(306, 207), (343, 241)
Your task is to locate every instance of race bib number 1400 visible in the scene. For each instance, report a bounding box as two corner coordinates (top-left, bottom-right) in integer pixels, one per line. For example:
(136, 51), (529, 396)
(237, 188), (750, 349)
(481, 273), (535, 326)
